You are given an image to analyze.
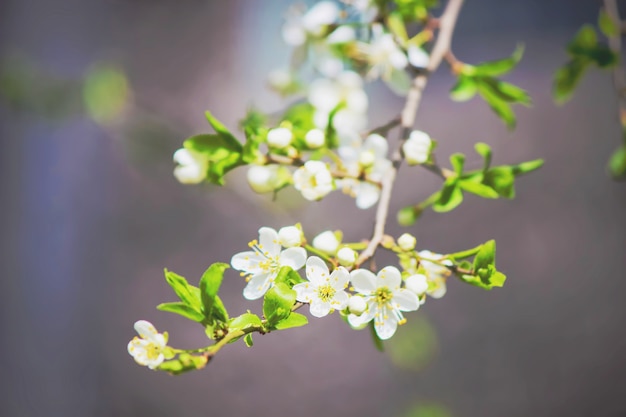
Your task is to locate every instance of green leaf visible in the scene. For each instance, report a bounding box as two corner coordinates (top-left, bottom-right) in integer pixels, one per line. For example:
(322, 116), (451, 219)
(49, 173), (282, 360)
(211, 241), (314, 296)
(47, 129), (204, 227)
(599, 9), (619, 37)
(447, 244), (483, 260)
(566, 25), (618, 68)
(157, 353), (208, 375)
(229, 313), (263, 331)
(240, 109), (267, 164)
(511, 158), (544, 175)
(472, 44), (524, 77)
(199, 263), (228, 322)
(567, 25), (598, 54)
(474, 142), (492, 171)
(479, 77), (531, 106)
(282, 102), (316, 137)
(476, 79), (516, 129)
(244, 334), (254, 347)
(183, 133), (245, 185)
(163, 269), (201, 309)
(204, 111), (243, 152)
(274, 266), (306, 288)
(450, 76), (478, 102)
(482, 166), (516, 198)
(432, 180), (463, 212)
(157, 302), (204, 322)
(449, 153), (465, 175)
(82, 65), (129, 124)
(553, 58), (590, 103)
(210, 295), (229, 323)
(608, 144), (626, 179)
(263, 282), (296, 327)
(473, 239), (495, 272)
(458, 179), (499, 199)
(274, 312), (308, 330)
(461, 270), (506, 289)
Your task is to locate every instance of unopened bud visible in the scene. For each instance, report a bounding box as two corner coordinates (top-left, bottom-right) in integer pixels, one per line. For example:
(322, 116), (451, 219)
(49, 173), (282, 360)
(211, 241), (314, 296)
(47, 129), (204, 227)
(267, 127), (293, 149)
(305, 128), (325, 148)
(405, 274), (429, 296)
(278, 226), (303, 248)
(337, 247), (357, 267)
(348, 296), (367, 315)
(312, 230), (340, 254)
(397, 233), (417, 251)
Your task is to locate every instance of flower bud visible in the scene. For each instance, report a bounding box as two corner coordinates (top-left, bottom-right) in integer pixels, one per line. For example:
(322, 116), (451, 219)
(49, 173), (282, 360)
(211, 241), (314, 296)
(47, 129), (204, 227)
(267, 127), (293, 149)
(337, 247), (357, 267)
(173, 148), (209, 184)
(405, 274), (429, 296)
(305, 128), (325, 148)
(358, 149), (376, 168)
(278, 226), (303, 248)
(312, 230), (340, 254)
(402, 130), (432, 165)
(397, 233), (417, 251)
(247, 165), (279, 193)
(348, 296), (367, 315)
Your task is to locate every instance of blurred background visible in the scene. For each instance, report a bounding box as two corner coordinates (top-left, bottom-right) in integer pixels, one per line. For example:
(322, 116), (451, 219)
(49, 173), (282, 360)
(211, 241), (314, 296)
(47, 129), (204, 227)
(1, 1), (625, 416)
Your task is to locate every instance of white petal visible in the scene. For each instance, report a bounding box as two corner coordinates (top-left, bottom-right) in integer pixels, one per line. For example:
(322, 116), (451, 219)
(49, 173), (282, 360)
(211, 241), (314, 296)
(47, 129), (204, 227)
(174, 165), (205, 184)
(374, 308), (398, 340)
(364, 134), (388, 157)
(392, 288), (420, 311)
(306, 256), (329, 285)
(293, 282), (317, 303)
(355, 182), (380, 209)
(243, 273), (272, 300)
(332, 290), (349, 310)
(310, 300), (333, 317)
(345, 89), (368, 113)
(330, 266), (350, 290)
(282, 23), (307, 46)
(389, 49), (409, 69)
(134, 320), (158, 339)
(350, 269), (377, 294)
(258, 227), (281, 256)
(303, 1), (339, 33)
(348, 307), (375, 328)
(173, 148), (194, 166)
(327, 25), (356, 44)
(280, 247), (307, 270)
(376, 266), (402, 289)
(309, 79), (340, 111)
(147, 354), (165, 370)
(231, 251), (263, 272)
(405, 274), (428, 295)
(408, 45), (430, 68)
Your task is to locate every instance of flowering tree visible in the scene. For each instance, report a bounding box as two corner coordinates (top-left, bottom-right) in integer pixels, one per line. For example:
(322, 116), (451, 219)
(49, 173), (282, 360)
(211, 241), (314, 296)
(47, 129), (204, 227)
(127, 0), (544, 374)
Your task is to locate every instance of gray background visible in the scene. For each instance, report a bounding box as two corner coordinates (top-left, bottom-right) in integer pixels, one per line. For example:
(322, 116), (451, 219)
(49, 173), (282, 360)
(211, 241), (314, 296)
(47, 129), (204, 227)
(1, 1), (625, 416)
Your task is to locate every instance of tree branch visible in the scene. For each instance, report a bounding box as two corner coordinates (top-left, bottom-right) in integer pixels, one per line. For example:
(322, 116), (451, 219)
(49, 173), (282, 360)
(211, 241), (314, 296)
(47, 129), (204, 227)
(356, 0), (465, 267)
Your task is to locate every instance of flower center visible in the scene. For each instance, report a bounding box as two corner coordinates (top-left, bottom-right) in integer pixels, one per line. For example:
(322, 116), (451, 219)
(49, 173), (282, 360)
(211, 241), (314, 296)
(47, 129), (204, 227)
(317, 284), (336, 302)
(374, 286), (393, 305)
(146, 343), (162, 360)
(248, 239), (280, 273)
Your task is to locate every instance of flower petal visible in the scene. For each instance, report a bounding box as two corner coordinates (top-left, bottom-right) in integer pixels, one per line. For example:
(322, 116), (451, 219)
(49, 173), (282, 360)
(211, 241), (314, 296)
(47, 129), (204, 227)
(293, 282), (317, 303)
(231, 251), (264, 272)
(376, 266), (402, 289)
(243, 273), (272, 300)
(280, 247), (307, 270)
(355, 182), (380, 209)
(134, 320), (158, 340)
(392, 288), (420, 312)
(330, 266), (350, 290)
(374, 307), (399, 340)
(331, 290), (349, 310)
(310, 300), (333, 318)
(258, 227), (280, 256)
(350, 269), (377, 294)
(306, 256), (329, 285)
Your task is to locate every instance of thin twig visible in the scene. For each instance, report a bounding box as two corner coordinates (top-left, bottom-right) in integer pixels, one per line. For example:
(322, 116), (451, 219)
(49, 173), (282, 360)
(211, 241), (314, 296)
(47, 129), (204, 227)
(356, 0), (465, 267)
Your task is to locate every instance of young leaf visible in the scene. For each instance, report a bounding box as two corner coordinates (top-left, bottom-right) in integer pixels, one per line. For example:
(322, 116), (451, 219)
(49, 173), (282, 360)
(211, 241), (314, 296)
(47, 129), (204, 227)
(204, 111), (243, 152)
(450, 76), (478, 102)
(474, 142), (492, 171)
(473, 239), (496, 272)
(482, 166), (516, 198)
(263, 282), (296, 327)
(157, 302), (204, 322)
(183, 134), (244, 185)
(472, 44), (525, 77)
(210, 295), (229, 323)
(229, 313), (263, 331)
(608, 144), (626, 179)
(163, 269), (201, 309)
(157, 353), (208, 375)
(458, 179), (499, 199)
(476, 80), (516, 129)
(480, 77), (531, 106)
(553, 58), (590, 103)
(274, 312), (308, 330)
(432, 180), (463, 212)
(387, 11), (408, 45)
(511, 159), (544, 175)
(244, 334), (254, 347)
(599, 9), (619, 37)
(274, 266), (305, 288)
(567, 25), (598, 55)
(449, 153), (465, 175)
(199, 262), (229, 321)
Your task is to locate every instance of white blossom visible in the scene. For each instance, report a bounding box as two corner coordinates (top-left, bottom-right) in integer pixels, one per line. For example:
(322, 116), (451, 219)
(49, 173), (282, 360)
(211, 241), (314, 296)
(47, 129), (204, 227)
(337, 247), (358, 267)
(293, 160), (335, 201)
(282, 1), (340, 46)
(247, 164), (289, 194)
(418, 250), (453, 299)
(348, 266), (420, 340)
(408, 45), (430, 69)
(293, 256), (350, 317)
(127, 320), (167, 369)
(360, 24), (411, 94)
(305, 128), (326, 148)
(267, 127), (293, 149)
(397, 233), (417, 251)
(337, 133), (392, 209)
(173, 148), (209, 184)
(278, 225), (303, 248)
(231, 227), (307, 300)
(312, 230), (340, 255)
(405, 274), (429, 296)
(348, 295), (367, 315)
(403, 130), (432, 165)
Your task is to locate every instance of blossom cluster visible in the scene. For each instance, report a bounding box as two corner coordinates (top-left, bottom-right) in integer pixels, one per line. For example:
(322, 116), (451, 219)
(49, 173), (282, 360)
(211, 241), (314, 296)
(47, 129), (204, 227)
(230, 225), (451, 340)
